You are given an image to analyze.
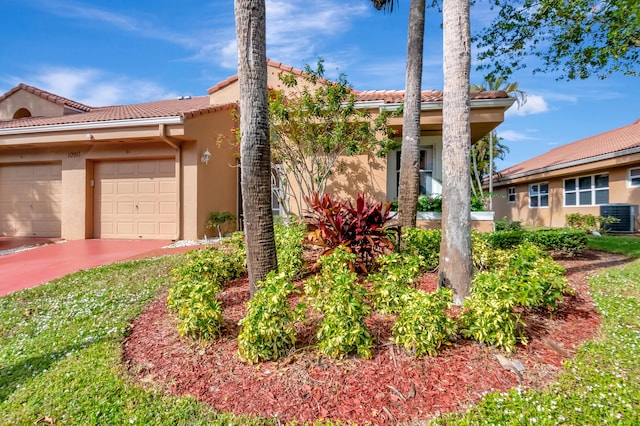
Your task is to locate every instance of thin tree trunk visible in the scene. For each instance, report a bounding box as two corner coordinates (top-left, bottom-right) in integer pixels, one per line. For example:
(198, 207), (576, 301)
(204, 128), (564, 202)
(397, 0), (425, 228)
(438, 0), (473, 305)
(235, 0), (277, 297)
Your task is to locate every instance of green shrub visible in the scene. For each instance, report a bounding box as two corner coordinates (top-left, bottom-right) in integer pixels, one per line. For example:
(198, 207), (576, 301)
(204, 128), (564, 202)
(401, 228), (441, 270)
(274, 222), (307, 280)
(167, 244), (246, 340)
(494, 216), (523, 231)
(306, 248), (374, 359)
(484, 230), (526, 249)
(206, 211), (236, 238)
(459, 293), (524, 352)
(566, 212), (620, 233)
(417, 194), (443, 212)
(237, 271), (305, 364)
(471, 231), (511, 272)
(526, 228), (587, 254)
(392, 288), (458, 356)
(369, 252), (423, 314)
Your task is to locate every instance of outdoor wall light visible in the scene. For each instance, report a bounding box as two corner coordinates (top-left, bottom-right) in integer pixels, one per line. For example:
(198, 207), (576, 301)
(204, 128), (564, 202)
(200, 148), (211, 165)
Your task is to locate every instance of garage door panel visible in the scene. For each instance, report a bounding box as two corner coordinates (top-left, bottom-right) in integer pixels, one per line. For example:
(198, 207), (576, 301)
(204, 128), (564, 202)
(94, 159), (176, 239)
(0, 163), (61, 237)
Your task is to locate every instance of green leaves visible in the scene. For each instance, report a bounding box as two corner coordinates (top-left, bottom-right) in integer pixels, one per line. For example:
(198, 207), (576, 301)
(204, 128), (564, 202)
(237, 272), (304, 364)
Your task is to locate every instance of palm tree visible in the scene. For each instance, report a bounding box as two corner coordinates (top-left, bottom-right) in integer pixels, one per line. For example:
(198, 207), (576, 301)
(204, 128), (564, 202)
(470, 77), (526, 210)
(438, 0), (473, 305)
(372, 0), (424, 228)
(234, 0), (277, 297)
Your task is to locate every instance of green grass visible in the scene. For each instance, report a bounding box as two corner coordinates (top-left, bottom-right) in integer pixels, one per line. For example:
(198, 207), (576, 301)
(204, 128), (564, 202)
(433, 255), (640, 424)
(0, 256), (269, 426)
(587, 234), (640, 258)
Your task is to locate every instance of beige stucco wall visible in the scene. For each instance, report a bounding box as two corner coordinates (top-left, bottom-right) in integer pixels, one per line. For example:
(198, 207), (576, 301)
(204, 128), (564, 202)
(493, 157), (640, 231)
(0, 91), (66, 120)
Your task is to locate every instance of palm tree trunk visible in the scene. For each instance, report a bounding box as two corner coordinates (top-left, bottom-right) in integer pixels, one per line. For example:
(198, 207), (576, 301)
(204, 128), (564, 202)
(438, 0), (473, 305)
(397, 0), (425, 228)
(235, 0), (277, 297)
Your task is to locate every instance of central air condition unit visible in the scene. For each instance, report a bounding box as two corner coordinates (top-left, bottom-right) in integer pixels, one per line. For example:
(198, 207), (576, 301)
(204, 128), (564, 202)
(600, 204), (638, 233)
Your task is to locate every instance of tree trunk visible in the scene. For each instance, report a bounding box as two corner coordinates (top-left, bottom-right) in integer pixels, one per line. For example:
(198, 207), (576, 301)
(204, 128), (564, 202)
(438, 0), (473, 305)
(234, 0), (277, 297)
(397, 0), (425, 228)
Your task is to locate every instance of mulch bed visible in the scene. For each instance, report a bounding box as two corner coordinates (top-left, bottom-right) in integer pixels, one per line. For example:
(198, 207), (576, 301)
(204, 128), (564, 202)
(122, 249), (631, 425)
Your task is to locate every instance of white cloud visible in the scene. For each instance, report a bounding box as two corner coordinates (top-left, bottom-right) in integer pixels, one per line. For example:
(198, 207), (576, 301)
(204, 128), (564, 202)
(25, 66), (177, 106)
(498, 129), (538, 141)
(506, 94), (548, 117)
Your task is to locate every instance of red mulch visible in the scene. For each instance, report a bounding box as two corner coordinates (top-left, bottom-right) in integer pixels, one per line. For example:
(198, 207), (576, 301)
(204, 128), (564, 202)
(122, 249), (631, 425)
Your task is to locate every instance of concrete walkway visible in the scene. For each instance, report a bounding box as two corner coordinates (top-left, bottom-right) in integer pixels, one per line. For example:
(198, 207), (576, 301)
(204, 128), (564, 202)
(0, 239), (171, 297)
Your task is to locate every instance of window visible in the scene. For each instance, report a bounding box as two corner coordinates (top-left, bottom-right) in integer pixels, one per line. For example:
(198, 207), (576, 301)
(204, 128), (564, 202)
(629, 168), (640, 187)
(564, 174), (609, 206)
(396, 147), (433, 196)
(507, 187), (516, 203)
(529, 183), (548, 208)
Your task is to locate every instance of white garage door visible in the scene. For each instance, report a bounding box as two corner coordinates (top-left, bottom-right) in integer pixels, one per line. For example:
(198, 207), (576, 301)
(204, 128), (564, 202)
(94, 159), (177, 239)
(0, 163), (62, 237)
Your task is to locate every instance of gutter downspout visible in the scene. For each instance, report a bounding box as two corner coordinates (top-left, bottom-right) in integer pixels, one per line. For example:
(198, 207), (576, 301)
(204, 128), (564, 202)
(159, 124), (182, 241)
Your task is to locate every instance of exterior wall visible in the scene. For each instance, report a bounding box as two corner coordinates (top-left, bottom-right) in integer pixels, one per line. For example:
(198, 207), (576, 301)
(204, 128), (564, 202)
(493, 157), (640, 231)
(417, 212), (494, 233)
(185, 111), (239, 239)
(0, 91), (65, 120)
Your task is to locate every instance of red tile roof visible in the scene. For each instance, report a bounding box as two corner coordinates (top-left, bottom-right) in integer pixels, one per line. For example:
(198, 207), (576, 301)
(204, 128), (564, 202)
(0, 83), (93, 112)
(0, 93), (234, 130)
(497, 118), (640, 179)
(355, 89), (510, 103)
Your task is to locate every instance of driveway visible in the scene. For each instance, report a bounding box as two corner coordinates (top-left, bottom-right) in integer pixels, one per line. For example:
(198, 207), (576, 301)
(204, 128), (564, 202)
(0, 239), (172, 297)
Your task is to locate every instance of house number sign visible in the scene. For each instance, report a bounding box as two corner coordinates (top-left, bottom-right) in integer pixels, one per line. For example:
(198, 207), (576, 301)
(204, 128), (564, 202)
(68, 151), (81, 158)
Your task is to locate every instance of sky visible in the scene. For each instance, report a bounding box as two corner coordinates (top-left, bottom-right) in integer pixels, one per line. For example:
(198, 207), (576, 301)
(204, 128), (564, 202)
(1, 0), (639, 170)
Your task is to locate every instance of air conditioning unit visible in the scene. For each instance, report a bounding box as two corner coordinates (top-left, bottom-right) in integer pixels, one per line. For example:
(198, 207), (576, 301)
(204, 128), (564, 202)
(600, 204), (638, 233)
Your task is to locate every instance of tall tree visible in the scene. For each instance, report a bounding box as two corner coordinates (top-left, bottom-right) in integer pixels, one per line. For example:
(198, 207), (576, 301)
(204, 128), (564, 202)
(372, 0), (425, 228)
(234, 0), (277, 297)
(475, 0), (640, 79)
(438, 0), (473, 305)
(469, 77), (526, 209)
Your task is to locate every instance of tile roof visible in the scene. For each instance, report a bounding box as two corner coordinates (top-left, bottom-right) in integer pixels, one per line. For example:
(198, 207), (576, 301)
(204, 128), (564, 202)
(207, 59), (329, 95)
(0, 83), (93, 112)
(497, 118), (640, 179)
(0, 94), (234, 130)
(354, 89), (510, 103)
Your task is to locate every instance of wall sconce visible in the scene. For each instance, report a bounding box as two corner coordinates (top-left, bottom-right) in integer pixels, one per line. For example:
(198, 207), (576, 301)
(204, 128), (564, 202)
(200, 148), (211, 165)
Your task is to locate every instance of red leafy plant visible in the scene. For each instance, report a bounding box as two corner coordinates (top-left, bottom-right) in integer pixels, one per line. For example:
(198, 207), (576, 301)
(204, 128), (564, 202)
(304, 192), (399, 272)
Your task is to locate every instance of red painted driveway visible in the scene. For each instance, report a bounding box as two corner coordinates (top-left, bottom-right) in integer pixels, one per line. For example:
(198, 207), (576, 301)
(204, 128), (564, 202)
(0, 239), (171, 297)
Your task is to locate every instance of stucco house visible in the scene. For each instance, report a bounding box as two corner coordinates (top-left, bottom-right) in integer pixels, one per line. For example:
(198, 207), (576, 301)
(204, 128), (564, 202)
(492, 119), (640, 232)
(0, 60), (513, 241)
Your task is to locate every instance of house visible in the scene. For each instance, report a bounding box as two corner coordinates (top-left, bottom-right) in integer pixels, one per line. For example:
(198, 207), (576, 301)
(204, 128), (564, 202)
(0, 60), (514, 240)
(492, 119), (640, 232)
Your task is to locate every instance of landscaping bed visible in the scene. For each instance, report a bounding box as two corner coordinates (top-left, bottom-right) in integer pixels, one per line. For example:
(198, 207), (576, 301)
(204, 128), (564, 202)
(122, 249), (630, 425)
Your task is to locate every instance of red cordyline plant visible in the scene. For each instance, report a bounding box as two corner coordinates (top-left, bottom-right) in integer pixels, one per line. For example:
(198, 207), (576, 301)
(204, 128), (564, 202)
(304, 192), (400, 272)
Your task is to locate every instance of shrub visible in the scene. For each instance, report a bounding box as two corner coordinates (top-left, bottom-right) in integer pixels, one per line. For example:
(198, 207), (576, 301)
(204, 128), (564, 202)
(274, 222), (307, 281)
(566, 212), (620, 233)
(305, 192), (399, 272)
(369, 252), (423, 314)
(526, 228), (587, 254)
(167, 244), (246, 340)
(306, 248), (374, 359)
(401, 228), (441, 271)
(237, 271), (305, 364)
(392, 288), (458, 356)
(417, 194), (443, 212)
(205, 211), (236, 238)
(471, 232), (512, 272)
(494, 216), (523, 231)
(484, 230), (526, 249)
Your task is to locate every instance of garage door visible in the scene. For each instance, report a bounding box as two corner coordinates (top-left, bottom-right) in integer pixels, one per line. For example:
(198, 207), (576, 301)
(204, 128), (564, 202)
(0, 163), (62, 237)
(94, 159), (177, 239)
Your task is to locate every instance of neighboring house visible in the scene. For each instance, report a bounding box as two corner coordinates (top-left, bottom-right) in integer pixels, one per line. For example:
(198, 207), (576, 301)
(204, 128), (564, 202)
(0, 60), (513, 240)
(492, 119), (640, 232)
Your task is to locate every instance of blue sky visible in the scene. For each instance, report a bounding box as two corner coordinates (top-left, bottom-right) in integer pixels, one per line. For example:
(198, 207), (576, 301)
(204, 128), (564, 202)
(2, 0), (639, 170)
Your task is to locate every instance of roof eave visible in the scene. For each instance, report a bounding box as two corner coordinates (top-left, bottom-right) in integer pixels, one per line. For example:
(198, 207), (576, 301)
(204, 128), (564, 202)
(495, 146), (640, 185)
(0, 116), (185, 136)
(376, 97), (515, 112)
